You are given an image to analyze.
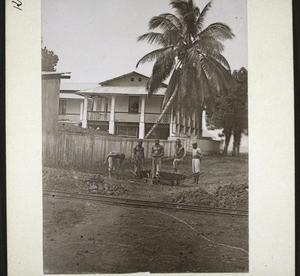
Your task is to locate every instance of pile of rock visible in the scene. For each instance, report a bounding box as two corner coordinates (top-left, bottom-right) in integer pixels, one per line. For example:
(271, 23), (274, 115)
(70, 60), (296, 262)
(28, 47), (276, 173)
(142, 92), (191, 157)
(173, 184), (248, 210)
(43, 167), (130, 196)
(214, 184), (248, 210)
(87, 177), (131, 196)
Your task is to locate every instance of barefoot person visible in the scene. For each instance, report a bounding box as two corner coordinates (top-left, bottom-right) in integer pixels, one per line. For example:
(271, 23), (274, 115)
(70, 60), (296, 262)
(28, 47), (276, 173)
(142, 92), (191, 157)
(191, 142), (202, 184)
(104, 151), (125, 178)
(173, 138), (185, 173)
(151, 139), (164, 178)
(133, 139), (145, 177)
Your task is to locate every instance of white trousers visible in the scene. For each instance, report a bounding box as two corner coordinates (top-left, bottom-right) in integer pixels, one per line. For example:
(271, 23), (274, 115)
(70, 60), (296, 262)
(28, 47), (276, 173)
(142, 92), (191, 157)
(192, 158), (201, 173)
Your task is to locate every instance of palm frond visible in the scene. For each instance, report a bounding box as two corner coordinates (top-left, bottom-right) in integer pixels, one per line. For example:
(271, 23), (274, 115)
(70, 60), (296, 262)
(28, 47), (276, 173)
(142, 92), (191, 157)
(207, 52), (230, 70)
(200, 22), (235, 41)
(163, 29), (184, 45)
(196, 1), (212, 31)
(196, 70), (213, 105)
(199, 57), (224, 91)
(194, 35), (225, 53)
(170, 0), (190, 19)
(156, 13), (183, 30)
(136, 46), (172, 68)
(200, 56), (232, 92)
(170, 0), (198, 38)
(147, 48), (176, 95)
(177, 61), (191, 100)
(137, 32), (166, 46)
(207, 57), (233, 88)
(149, 15), (181, 33)
(162, 68), (180, 108)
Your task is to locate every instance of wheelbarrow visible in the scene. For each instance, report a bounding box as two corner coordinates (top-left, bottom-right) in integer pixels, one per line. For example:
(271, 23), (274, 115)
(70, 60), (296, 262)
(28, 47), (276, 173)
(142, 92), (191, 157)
(153, 171), (204, 185)
(130, 170), (151, 180)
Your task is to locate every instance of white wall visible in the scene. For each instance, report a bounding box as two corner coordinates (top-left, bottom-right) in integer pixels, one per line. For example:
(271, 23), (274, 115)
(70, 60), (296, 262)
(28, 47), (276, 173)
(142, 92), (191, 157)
(66, 99), (81, 114)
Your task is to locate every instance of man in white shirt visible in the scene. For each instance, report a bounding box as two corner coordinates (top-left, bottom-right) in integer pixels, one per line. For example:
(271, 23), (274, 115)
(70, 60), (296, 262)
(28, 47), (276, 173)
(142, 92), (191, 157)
(191, 142), (202, 184)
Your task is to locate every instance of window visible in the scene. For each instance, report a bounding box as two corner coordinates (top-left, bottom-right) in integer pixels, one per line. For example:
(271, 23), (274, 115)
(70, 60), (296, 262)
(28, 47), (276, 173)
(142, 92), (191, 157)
(128, 96), (139, 113)
(59, 99), (67, 115)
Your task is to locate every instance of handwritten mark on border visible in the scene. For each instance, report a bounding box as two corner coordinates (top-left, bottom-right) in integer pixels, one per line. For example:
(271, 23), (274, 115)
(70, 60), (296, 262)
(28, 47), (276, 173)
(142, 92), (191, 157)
(12, 0), (22, 11)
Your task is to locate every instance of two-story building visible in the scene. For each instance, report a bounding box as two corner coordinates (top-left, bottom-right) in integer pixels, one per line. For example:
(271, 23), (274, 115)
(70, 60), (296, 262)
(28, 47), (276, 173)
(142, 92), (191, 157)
(59, 71), (211, 140)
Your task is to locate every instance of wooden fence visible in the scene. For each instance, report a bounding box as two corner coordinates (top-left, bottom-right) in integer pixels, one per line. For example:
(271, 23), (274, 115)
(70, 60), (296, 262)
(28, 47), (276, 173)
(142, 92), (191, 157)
(43, 132), (222, 170)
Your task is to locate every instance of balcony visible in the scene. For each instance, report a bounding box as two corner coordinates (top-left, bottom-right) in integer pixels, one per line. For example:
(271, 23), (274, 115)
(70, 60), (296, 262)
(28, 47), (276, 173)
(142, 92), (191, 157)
(115, 112), (140, 123)
(87, 111), (170, 124)
(87, 111), (110, 121)
(145, 113), (170, 124)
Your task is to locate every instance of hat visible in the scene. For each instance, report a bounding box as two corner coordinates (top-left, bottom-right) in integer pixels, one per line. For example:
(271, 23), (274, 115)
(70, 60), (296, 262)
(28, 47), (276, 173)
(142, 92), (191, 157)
(192, 141), (197, 145)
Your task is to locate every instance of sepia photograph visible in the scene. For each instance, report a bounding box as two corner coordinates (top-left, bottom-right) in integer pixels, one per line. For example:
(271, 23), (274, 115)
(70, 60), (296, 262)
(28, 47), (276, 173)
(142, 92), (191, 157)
(5, 0), (296, 274)
(41, 0), (248, 273)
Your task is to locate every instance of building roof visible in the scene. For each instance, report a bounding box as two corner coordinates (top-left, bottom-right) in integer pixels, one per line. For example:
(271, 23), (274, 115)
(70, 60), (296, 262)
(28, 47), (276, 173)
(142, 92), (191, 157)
(59, 93), (84, 99)
(99, 71), (168, 88)
(60, 82), (98, 91)
(76, 86), (166, 97)
(42, 71), (71, 79)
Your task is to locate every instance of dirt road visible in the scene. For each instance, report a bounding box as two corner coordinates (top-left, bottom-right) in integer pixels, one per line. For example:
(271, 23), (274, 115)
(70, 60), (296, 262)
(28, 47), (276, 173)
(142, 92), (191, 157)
(43, 155), (248, 273)
(44, 196), (248, 273)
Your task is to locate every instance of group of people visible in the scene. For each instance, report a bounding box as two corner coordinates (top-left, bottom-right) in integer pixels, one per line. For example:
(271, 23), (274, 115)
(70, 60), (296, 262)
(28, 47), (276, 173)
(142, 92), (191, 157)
(104, 138), (203, 184)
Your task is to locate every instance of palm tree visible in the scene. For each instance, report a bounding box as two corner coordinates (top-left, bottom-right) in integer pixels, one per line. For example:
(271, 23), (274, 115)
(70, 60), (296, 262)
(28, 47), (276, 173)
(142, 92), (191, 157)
(136, 0), (235, 138)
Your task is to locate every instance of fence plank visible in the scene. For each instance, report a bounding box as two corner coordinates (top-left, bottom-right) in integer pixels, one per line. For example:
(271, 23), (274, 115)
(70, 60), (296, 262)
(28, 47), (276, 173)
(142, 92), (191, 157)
(43, 133), (221, 170)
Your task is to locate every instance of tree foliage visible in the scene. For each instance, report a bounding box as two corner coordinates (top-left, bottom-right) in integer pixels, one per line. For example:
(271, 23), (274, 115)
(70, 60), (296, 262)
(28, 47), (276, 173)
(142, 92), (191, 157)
(206, 67), (248, 156)
(137, 0), (235, 138)
(42, 46), (59, 71)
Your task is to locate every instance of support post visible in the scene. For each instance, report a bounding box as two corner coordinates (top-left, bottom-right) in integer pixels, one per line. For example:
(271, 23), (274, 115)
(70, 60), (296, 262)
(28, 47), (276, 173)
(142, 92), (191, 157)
(93, 97), (98, 111)
(182, 110), (186, 134)
(101, 98), (106, 112)
(169, 107), (176, 137)
(138, 96), (146, 139)
(79, 101), (83, 121)
(202, 109), (207, 131)
(109, 96), (116, 134)
(176, 109), (180, 134)
(188, 116), (191, 136)
(82, 95), (88, 128)
(192, 109), (196, 136)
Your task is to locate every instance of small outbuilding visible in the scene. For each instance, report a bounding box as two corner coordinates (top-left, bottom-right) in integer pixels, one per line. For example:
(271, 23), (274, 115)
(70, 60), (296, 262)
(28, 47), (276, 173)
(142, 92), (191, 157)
(42, 71), (71, 134)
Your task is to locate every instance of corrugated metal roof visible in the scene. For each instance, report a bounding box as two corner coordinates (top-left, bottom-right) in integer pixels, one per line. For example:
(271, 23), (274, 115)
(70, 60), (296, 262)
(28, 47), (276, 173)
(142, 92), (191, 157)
(76, 86), (166, 96)
(60, 82), (98, 91)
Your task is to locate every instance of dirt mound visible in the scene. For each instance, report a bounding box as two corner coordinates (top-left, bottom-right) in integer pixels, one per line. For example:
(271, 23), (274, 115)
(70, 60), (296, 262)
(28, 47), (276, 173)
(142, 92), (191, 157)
(213, 184), (248, 210)
(173, 184), (248, 210)
(43, 167), (131, 196)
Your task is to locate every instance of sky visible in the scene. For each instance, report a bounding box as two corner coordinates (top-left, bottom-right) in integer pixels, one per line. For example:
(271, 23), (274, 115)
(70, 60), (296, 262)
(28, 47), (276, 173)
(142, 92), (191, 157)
(42, 0), (247, 83)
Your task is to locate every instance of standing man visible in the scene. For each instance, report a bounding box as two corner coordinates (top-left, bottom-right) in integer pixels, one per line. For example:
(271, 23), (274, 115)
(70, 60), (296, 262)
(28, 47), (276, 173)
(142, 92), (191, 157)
(104, 151), (125, 178)
(133, 139), (145, 176)
(191, 142), (202, 184)
(173, 138), (185, 173)
(151, 139), (164, 178)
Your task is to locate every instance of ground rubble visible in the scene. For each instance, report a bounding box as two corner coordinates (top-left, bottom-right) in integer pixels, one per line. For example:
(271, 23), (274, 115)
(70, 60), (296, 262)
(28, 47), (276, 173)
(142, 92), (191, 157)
(43, 167), (132, 196)
(171, 184), (248, 210)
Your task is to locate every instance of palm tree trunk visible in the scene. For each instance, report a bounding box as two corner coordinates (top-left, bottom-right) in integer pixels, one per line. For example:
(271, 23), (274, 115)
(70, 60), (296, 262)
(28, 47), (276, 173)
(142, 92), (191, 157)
(223, 128), (232, 156)
(145, 88), (178, 139)
(234, 128), (242, 157)
(232, 129), (236, 156)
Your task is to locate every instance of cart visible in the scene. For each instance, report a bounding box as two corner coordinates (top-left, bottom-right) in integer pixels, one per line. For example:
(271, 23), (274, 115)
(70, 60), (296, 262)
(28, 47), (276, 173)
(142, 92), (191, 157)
(130, 169), (151, 180)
